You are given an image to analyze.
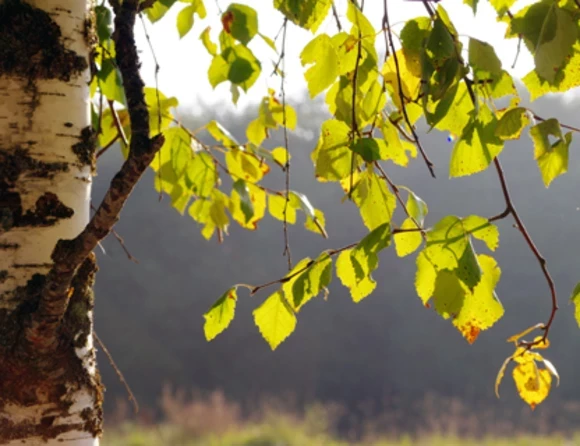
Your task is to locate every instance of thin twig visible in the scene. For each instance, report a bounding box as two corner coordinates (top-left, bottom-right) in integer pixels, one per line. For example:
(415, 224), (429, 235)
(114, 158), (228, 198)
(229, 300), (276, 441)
(331, 1), (343, 31)
(511, 36), (522, 69)
(108, 99), (129, 146)
(384, 0), (436, 178)
(96, 133), (120, 158)
(278, 19), (292, 271)
(421, 1), (558, 349)
(374, 162), (426, 240)
(348, 0), (364, 198)
(91, 204), (139, 262)
(94, 332), (139, 414)
(250, 225), (423, 296)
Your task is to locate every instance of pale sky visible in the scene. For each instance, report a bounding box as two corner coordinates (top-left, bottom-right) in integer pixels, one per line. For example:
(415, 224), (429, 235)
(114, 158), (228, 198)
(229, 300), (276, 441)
(136, 0), (538, 114)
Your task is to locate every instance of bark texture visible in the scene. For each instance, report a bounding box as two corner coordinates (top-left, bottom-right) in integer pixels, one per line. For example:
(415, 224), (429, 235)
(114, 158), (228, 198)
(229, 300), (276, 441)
(0, 0), (102, 444)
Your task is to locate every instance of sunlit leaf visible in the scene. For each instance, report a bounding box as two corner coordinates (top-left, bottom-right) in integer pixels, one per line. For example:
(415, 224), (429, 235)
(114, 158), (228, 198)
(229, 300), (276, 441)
(274, 0), (331, 32)
(222, 3), (258, 45)
(268, 193), (297, 224)
(495, 107), (530, 140)
(352, 171), (396, 231)
(529, 119), (571, 187)
(301, 34), (339, 98)
(570, 282), (580, 328)
(200, 27), (218, 56)
(513, 359), (552, 409)
(450, 106), (504, 178)
(462, 215), (499, 251)
(204, 287), (237, 341)
(253, 290), (297, 350)
(336, 248), (376, 302)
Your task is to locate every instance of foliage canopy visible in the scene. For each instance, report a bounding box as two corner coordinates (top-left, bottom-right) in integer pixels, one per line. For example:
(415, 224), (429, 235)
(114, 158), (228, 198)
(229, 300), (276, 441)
(93, 0), (580, 409)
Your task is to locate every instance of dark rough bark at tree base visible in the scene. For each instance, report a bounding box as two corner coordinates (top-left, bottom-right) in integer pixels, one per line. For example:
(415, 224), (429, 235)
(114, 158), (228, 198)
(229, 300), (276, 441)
(0, 255), (104, 442)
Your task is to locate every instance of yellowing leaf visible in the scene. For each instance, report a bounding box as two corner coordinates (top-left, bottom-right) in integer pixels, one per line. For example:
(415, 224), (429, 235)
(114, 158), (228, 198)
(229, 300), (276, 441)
(529, 119), (571, 187)
(495, 356), (512, 398)
(450, 106), (504, 178)
(336, 248), (376, 302)
(200, 27), (218, 56)
(230, 183), (266, 230)
(271, 147), (291, 167)
(253, 291), (297, 350)
(177, 1), (206, 39)
(284, 254), (332, 311)
(313, 119), (353, 182)
(300, 34), (339, 98)
(495, 107), (530, 140)
(382, 49), (422, 111)
(425, 215), (467, 271)
(352, 171), (396, 231)
(226, 148), (269, 182)
(462, 215), (499, 251)
(204, 287), (237, 341)
(268, 193), (297, 224)
(524, 46), (580, 100)
(274, 0), (331, 33)
(513, 360), (552, 409)
(187, 152), (217, 198)
(415, 251), (437, 305)
(304, 208), (327, 238)
(570, 282), (580, 328)
(380, 118), (417, 167)
(449, 254), (504, 343)
(222, 3), (258, 45)
(394, 219), (423, 257)
(469, 38), (502, 77)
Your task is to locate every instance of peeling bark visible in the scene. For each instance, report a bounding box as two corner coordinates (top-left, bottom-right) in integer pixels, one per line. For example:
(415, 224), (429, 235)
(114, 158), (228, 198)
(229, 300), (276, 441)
(0, 0), (101, 444)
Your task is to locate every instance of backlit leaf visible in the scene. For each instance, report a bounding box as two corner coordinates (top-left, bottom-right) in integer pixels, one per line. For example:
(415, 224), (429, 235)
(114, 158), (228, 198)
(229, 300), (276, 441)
(274, 0), (331, 32)
(223, 3), (258, 45)
(450, 106), (504, 177)
(253, 290), (297, 350)
(352, 171), (396, 231)
(462, 215), (499, 251)
(495, 107), (530, 140)
(336, 248), (376, 302)
(301, 34), (339, 98)
(529, 119), (571, 187)
(204, 287), (237, 341)
(570, 282), (580, 328)
(513, 359), (552, 409)
(394, 219), (422, 257)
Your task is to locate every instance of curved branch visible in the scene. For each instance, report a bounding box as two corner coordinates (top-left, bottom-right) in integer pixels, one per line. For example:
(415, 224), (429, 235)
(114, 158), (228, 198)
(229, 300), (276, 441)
(22, 0), (164, 355)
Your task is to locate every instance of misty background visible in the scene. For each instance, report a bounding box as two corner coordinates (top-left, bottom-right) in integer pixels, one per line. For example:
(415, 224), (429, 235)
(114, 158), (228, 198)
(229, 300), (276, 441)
(92, 90), (580, 433)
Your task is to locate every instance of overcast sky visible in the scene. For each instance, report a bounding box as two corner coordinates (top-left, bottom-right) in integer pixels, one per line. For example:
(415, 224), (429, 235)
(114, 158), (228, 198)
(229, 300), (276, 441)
(135, 0), (552, 115)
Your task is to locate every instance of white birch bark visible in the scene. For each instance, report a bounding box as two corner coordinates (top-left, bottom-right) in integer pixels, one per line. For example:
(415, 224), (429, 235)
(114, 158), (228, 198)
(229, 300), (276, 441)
(0, 0), (100, 444)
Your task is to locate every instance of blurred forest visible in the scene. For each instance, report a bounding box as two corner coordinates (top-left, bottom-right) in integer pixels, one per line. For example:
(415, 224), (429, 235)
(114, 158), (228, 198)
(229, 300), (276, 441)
(93, 87), (580, 433)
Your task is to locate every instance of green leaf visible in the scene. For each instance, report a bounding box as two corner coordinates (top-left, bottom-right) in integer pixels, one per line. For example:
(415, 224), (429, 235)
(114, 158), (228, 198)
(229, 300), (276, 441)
(284, 254), (332, 311)
(186, 152), (217, 198)
(495, 107), (530, 140)
(489, 0), (517, 17)
(464, 0), (478, 14)
(204, 287), (237, 341)
(469, 38), (502, 77)
(534, 6), (576, 83)
(94, 5), (112, 43)
(274, 0), (332, 32)
(346, 1), (375, 42)
(570, 282), (580, 328)
(200, 27), (218, 56)
(400, 17), (432, 53)
(352, 171), (396, 231)
(253, 290), (297, 350)
(350, 223), (391, 285)
(300, 34), (339, 98)
(223, 3), (258, 45)
(208, 55), (230, 88)
(454, 239), (482, 291)
(97, 58), (126, 105)
(395, 219), (423, 257)
(529, 119), (571, 187)
(336, 248), (376, 302)
(222, 45), (262, 91)
(426, 18), (455, 67)
(144, 0), (178, 22)
(462, 215), (499, 251)
(351, 138), (387, 162)
(523, 44), (580, 100)
(405, 190), (428, 225)
(433, 255), (504, 344)
(450, 106), (504, 178)
(232, 180), (254, 223)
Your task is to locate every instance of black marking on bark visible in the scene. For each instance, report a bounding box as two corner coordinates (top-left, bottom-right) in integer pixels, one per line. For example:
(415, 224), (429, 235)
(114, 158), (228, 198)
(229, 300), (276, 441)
(0, 147), (69, 185)
(0, 256), (103, 441)
(0, 0), (87, 81)
(0, 242), (19, 249)
(71, 126), (97, 171)
(0, 191), (73, 232)
(0, 270), (8, 283)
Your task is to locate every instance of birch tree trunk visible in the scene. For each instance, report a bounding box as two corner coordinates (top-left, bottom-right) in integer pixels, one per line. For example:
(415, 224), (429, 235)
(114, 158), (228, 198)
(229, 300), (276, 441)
(0, 0), (103, 444)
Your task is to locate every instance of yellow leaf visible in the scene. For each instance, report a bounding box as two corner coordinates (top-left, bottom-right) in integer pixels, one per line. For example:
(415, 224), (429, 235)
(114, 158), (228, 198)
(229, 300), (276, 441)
(268, 193), (296, 224)
(506, 323), (544, 344)
(415, 251), (437, 305)
(336, 249), (376, 302)
(394, 219), (422, 257)
(513, 360), (552, 409)
(495, 356), (512, 398)
(253, 291), (297, 350)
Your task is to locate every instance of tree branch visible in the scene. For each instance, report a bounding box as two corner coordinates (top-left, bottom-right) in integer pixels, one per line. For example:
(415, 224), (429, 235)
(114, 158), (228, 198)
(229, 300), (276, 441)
(21, 0), (164, 355)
